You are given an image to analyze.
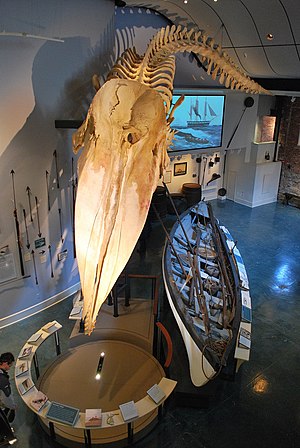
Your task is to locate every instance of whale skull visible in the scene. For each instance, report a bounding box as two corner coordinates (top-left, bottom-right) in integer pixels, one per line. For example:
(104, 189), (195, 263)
(73, 78), (170, 334)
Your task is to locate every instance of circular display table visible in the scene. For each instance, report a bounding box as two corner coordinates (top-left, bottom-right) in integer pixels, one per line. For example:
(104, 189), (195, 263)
(15, 327), (176, 448)
(39, 340), (165, 411)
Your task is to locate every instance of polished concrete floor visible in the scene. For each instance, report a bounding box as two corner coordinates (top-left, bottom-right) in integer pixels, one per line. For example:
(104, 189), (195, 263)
(1, 199), (299, 447)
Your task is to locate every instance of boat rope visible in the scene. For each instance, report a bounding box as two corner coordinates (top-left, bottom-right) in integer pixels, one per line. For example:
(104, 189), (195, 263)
(201, 328), (233, 380)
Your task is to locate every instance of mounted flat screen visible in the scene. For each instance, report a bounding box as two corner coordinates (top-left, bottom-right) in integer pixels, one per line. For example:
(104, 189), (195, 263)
(169, 95), (225, 152)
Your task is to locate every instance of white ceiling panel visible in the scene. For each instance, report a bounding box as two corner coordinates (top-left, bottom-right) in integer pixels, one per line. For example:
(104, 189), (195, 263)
(125, 0), (300, 91)
(265, 46), (300, 76)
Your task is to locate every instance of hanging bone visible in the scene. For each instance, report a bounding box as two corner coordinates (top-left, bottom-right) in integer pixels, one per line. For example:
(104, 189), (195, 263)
(73, 25), (270, 335)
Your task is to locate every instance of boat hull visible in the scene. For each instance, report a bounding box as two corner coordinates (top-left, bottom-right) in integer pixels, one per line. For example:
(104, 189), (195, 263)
(162, 254), (216, 386)
(162, 202), (252, 387)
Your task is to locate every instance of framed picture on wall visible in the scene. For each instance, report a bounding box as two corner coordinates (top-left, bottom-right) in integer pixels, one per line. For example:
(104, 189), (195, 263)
(163, 170), (172, 184)
(174, 162), (187, 176)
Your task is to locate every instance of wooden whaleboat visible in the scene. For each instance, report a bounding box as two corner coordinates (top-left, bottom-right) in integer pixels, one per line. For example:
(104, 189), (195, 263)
(162, 201), (252, 387)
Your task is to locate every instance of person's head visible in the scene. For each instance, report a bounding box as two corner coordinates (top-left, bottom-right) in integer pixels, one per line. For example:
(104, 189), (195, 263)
(0, 352), (15, 371)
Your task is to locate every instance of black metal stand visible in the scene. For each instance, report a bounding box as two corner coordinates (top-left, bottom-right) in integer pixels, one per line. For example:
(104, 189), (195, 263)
(54, 331), (61, 356)
(124, 270), (130, 307)
(49, 421), (56, 440)
(33, 353), (40, 379)
(158, 403), (163, 421)
(84, 428), (92, 448)
(112, 286), (119, 317)
(127, 422), (133, 444)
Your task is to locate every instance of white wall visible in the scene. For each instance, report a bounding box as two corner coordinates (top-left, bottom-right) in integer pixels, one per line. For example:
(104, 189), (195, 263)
(0, 0), (115, 326)
(223, 96), (281, 208)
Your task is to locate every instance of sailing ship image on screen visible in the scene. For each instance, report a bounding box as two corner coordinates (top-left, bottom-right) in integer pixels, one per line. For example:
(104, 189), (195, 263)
(170, 95), (225, 152)
(187, 97), (217, 128)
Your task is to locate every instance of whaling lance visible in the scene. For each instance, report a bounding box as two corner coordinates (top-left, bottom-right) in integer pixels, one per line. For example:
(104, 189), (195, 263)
(46, 170), (50, 211)
(48, 244), (54, 278)
(10, 170), (25, 276)
(31, 250), (38, 285)
(58, 208), (64, 243)
(26, 186), (33, 222)
(23, 208), (30, 249)
(53, 150), (60, 189)
(35, 196), (42, 238)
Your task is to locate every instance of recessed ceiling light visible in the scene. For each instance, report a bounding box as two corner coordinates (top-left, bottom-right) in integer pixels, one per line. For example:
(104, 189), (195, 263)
(183, 0), (188, 4)
(267, 33), (274, 40)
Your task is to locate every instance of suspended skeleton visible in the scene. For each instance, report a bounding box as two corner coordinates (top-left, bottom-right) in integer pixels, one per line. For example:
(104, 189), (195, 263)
(73, 25), (270, 335)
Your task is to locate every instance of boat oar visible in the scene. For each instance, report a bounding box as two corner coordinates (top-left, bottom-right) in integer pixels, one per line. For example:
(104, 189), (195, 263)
(188, 274), (195, 308)
(187, 251), (210, 335)
(162, 182), (194, 253)
(194, 263), (210, 335)
(151, 203), (187, 279)
(219, 271), (228, 329)
(194, 226), (212, 333)
(207, 202), (235, 305)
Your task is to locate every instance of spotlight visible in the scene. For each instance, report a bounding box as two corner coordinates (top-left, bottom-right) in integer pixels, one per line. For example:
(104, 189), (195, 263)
(95, 352), (105, 380)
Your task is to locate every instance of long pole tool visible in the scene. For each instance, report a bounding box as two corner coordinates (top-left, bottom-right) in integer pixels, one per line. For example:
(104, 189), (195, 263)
(10, 170), (25, 276)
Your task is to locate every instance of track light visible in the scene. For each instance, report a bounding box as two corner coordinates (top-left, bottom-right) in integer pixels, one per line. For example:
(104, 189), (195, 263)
(95, 352), (105, 380)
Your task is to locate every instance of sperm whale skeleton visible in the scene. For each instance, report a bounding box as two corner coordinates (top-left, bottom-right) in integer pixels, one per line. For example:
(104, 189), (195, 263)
(73, 25), (269, 335)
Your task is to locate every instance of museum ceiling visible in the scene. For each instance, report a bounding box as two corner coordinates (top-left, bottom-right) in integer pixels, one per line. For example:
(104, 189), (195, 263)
(124, 0), (300, 94)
